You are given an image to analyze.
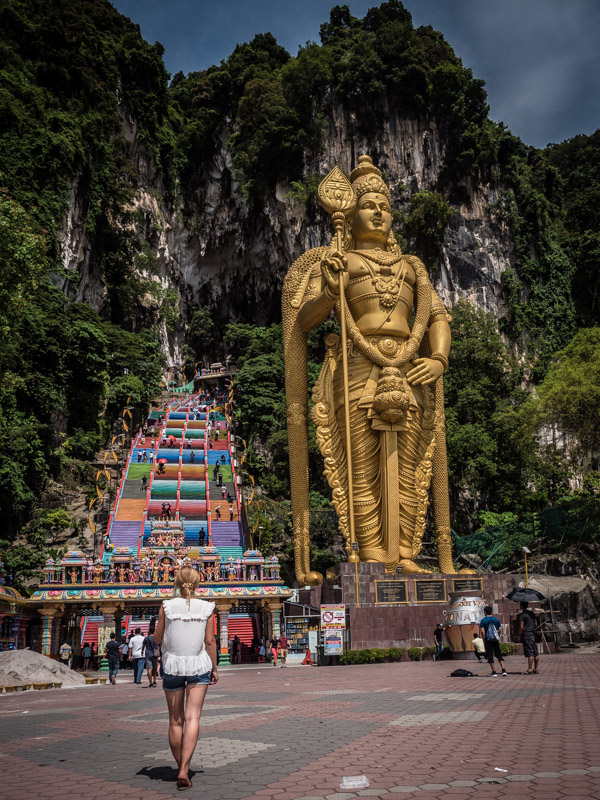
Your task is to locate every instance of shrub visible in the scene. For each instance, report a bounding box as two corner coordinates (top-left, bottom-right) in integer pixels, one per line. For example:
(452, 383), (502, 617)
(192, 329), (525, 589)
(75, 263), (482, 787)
(408, 647), (422, 661)
(339, 647), (405, 665)
(421, 646), (436, 659)
(500, 642), (518, 656)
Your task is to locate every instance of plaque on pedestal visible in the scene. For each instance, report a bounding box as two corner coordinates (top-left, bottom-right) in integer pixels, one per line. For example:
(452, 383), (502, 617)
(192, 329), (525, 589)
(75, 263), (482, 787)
(415, 580), (446, 603)
(452, 577), (483, 593)
(375, 580), (408, 605)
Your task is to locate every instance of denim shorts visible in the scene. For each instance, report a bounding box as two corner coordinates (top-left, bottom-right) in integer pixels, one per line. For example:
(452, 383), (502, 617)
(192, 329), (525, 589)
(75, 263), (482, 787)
(162, 671), (211, 692)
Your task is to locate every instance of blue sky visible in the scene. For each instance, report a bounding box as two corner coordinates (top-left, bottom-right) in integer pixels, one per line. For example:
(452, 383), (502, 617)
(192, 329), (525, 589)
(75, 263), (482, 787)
(112, 0), (600, 148)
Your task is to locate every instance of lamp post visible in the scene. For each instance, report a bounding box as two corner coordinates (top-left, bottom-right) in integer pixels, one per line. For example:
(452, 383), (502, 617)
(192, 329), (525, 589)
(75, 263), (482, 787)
(522, 546), (531, 588)
(207, 511), (212, 548)
(258, 526), (263, 552)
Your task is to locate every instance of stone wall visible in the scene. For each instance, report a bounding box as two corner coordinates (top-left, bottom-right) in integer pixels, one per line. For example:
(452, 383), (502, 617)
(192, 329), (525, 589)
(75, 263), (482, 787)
(340, 562), (515, 651)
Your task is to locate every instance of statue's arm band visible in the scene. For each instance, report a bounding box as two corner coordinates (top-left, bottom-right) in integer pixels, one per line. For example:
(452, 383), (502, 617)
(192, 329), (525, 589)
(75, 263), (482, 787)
(430, 306), (448, 319)
(323, 285), (338, 303)
(430, 352), (449, 370)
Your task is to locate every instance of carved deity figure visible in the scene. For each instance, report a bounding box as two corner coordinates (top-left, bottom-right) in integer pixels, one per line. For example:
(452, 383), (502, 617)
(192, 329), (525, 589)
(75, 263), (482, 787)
(283, 155), (460, 582)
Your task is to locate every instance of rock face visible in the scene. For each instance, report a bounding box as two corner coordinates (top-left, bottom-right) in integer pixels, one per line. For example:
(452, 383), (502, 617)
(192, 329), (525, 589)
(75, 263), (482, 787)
(0, 650), (86, 687)
(512, 575), (600, 643)
(55, 104), (517, 366)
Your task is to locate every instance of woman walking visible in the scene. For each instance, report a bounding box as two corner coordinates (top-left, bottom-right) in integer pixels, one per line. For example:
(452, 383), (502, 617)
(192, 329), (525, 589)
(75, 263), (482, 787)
(154, 566), (218, 791)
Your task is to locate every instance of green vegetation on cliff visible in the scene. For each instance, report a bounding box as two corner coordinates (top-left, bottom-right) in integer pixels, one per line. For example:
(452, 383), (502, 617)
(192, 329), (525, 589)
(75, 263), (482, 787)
(0, 0), (598, 582)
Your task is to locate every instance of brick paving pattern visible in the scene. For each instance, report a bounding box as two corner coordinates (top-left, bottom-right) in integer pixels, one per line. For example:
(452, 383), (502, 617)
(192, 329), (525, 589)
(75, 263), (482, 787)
(1, 653), (599, 799)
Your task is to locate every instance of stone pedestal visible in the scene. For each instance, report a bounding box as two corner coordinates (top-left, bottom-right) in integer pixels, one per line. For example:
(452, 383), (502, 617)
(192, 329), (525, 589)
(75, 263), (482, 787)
(339, 562), (515, 652)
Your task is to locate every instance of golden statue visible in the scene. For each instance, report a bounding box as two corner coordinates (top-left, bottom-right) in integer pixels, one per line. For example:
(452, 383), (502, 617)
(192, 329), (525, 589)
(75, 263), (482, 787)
(283, 155), (460, 584)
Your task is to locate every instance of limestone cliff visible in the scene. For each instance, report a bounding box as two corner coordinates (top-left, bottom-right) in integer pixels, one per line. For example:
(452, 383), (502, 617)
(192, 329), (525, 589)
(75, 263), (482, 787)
(53, 105), (515, 368)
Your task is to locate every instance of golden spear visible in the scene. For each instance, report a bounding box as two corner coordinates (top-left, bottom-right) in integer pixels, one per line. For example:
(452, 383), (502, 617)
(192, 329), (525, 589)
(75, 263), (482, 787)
(318, 167), (359, 562)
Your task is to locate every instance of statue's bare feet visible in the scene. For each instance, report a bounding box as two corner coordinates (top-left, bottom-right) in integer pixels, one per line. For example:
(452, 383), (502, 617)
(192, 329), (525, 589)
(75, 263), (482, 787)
(398, 559), (431, 574)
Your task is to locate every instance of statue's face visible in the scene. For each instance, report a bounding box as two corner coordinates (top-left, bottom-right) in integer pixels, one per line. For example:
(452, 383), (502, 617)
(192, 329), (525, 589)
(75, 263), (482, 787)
(352, 192), (392, 246)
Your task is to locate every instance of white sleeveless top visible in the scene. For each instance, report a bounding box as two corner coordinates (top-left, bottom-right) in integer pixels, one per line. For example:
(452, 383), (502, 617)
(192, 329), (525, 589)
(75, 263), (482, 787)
(161, 597), (215, 676)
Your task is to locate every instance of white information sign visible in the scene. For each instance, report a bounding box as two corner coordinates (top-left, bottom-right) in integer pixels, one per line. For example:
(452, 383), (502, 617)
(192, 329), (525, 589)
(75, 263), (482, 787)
(324, 629), (344, 655)
(320, 603), (346, 630)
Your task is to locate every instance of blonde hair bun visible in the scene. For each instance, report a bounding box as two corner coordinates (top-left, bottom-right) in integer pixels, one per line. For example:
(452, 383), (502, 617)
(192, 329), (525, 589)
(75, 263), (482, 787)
(174, 566), (200, 600)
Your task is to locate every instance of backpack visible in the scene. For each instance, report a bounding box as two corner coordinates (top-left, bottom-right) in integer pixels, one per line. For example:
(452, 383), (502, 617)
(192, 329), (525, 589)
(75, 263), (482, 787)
(450, 668), (476, 677)
(485, 622), (500, 641)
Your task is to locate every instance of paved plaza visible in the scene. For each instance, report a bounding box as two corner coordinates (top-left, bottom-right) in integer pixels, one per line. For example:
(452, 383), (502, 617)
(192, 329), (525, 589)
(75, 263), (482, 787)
(1, 652), (599, 799)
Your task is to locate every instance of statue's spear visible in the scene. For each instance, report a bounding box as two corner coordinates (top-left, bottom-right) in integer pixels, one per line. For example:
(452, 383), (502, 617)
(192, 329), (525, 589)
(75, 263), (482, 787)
(318, 167), (359, 562)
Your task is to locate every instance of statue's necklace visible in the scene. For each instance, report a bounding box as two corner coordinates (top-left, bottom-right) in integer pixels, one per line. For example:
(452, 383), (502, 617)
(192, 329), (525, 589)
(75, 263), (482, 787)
(353, 250), (407, 310)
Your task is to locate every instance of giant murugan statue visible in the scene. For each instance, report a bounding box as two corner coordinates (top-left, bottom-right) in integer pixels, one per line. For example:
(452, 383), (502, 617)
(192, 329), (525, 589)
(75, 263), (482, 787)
(283, 155), (460, 584)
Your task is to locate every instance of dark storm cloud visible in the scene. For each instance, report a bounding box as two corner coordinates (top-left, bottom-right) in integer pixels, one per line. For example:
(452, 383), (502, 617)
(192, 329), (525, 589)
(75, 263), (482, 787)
(112, 0), (600, 147)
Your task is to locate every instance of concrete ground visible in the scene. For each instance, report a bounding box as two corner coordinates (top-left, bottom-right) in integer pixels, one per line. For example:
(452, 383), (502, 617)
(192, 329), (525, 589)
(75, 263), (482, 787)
(1, 651), (599, 799)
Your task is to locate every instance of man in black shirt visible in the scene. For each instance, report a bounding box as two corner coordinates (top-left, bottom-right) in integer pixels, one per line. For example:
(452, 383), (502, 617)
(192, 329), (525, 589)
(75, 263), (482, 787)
(519, 601), (539, 674)
(105, 633), (121, 685)
(433, 623), (444, 660)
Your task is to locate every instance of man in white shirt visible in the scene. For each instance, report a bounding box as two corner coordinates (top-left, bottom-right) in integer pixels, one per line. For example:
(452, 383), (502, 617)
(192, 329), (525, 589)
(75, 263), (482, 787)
(129, 628), (146, 684)
(58, 642), (72, 667)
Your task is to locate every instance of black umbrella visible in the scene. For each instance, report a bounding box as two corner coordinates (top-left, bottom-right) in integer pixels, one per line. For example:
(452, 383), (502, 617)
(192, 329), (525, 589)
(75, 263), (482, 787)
(506, 587), (546, 603)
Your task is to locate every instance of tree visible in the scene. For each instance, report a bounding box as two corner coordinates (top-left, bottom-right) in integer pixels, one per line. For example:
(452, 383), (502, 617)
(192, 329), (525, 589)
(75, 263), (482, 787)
(534, 328), (600, 455)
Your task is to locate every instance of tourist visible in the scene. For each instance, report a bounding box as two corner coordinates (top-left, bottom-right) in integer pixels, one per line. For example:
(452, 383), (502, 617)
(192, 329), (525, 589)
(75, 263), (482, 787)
(186, 438), (191, 449)
(158, 461), (165, 474)
(265, 639), (273, 663)
(519, 602), (540, 674)
(229, 504), (234, 521)
(472, 632), (486, 663)
(165, 503), (172, 522)
(220, 454), (226, 466)
(142, 630), (159, 687)
(270, 637), (278, 667)
(233, 635), (241, 664)
(190, 451), (195, 463)
(82, 641), (92, 671)
(153, 566), (218, 791)
(215, 506), (221, 521)
(58, 641), (72, 668)
(120, 637), (130, 669)
(250, 637), (260, 663)
(208, 439), (213, 449)
(278, 632), (290, 668)
(137, 451), (142, 463)
(142, 451), (147, 463)
(198, 527), (206, 547)
(221, 486), (227, 500)
(149, 452), (155, 465)
(105, 633), (121, 685)
(150, 438), (155, 449)
(129, 627), (146, 684)
(480, 605), (508, 677)
(141, 475), (148, 492)
(217, 472), (223, 487)
(433, 623), (444, 661)
(258, 640), (266, 663)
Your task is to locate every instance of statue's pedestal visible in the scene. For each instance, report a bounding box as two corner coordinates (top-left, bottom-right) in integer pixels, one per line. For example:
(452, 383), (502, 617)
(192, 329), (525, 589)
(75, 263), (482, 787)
(338, 562), (515, 652)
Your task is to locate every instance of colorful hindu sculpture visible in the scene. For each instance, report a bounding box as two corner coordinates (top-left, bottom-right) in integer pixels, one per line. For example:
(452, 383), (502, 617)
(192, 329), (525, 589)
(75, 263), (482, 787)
(283, 155), (465, 582)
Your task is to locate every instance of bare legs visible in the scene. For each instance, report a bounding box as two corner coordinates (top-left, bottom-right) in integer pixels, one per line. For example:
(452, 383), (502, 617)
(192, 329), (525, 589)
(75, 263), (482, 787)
(164, 685), (209, 788)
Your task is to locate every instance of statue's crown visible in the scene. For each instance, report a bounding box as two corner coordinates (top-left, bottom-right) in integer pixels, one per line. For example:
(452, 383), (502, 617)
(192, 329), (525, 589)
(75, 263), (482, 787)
(350, 154), (391, 202)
